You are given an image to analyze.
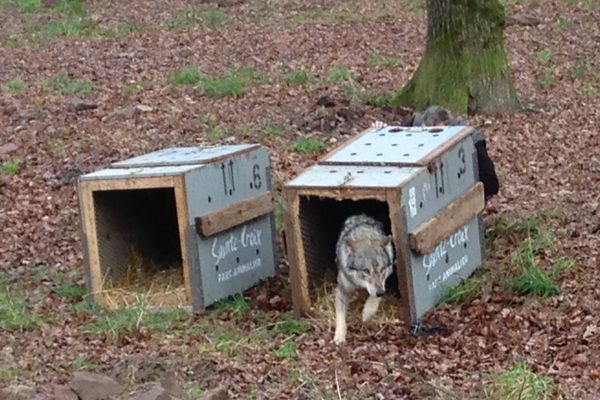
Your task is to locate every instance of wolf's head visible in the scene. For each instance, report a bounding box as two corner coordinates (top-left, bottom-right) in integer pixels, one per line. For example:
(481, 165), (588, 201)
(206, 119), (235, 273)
(345, 236), (394, 297)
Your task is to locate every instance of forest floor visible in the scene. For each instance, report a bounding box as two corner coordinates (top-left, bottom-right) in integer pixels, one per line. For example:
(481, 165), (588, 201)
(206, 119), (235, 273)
(1, 0), (599, 398)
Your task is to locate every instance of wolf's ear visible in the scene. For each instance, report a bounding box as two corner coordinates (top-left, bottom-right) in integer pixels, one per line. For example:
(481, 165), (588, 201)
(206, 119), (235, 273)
(345, 238), (358, 251)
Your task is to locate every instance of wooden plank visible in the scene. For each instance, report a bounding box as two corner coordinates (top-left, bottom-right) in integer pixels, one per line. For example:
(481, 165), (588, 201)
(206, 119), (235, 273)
(283, 189), (312, 316)
(409, 182), (484, 255)
(173, 176), (193, 307)
(292, 188), (388, 202)
(195, 192), (274, 237)
(82, 176), (176, 191)
(418, 126), (474, 166)
(387, 190), (416, 325)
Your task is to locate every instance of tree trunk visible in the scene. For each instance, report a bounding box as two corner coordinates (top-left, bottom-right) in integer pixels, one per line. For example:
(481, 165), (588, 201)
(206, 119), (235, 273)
(393, 0), (521, 114)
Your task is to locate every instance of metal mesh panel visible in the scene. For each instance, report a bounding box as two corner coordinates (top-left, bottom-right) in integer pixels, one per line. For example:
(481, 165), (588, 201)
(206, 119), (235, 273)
(298, 196), (391, 295)
(92, 188), (183, 293)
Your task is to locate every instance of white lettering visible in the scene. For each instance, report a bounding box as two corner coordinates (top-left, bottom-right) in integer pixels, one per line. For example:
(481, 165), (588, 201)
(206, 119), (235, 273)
(422, 225), (469, 274)
(211, 225), (263, 264)
(217, 258), (262, 283)
(428, 255), (469, 291)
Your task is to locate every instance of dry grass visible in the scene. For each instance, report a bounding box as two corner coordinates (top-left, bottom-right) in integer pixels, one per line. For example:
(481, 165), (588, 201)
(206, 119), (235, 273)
(99, 246), (189, 309)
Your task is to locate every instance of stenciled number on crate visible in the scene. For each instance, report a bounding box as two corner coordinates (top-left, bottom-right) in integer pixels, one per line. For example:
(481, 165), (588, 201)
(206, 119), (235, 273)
(434, 161), (445, 198)
(221, 161), (236, 195)
(457, 146), (467, 179)
(251, 163), (262, 189)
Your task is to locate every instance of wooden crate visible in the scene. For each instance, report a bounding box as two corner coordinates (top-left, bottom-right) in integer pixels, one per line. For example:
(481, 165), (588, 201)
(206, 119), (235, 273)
(78, 145), (277, 310)
(284, 125), (485, 324)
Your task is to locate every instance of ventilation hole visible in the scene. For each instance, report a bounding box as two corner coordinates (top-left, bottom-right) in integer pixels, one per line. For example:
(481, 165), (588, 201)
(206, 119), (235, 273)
(236, 256), (240, 263)
(426, 274), (430, 281)
(432, 134), (439, 137)
(350, 152), (357, 156)
(464, 242), (467, 249)
(229, 189), (233, 195)
(389, 128), (402, 133)
(444, 254), (449, 263)
(457, 172), (461, 179)
(356, 170), (364, 174)
(403, 153), (410, 157)
(365, 142), (372, 146)
(256, 249), (260, 255)
(391, 143), (398, 147)
(329, 170), (337, 173)
(249, 182), (254, 189)
(376, 153), (383, 156)
(419, 201), (423, 208)
(439, 187), (444, 194)
(418, 143), (424, 147)
(406, 133), (413, 137)
(429, 128), (443, 133)
(208, 196), (212, 203)
(379, 133), (385, 136)
(215, 264), (219, 271)
(384, 170), (391, 174)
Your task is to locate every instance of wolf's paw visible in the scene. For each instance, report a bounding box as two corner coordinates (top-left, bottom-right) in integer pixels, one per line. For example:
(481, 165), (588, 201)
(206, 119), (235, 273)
(333, 334), (346, 345)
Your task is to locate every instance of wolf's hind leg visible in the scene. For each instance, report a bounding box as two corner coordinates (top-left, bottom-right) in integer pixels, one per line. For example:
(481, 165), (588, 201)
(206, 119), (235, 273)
(334, 286), (348, 344)
(362, 296), (382, 322)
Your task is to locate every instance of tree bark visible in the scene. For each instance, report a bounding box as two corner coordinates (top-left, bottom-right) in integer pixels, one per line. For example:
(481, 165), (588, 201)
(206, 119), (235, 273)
(393, 0), (521, 114)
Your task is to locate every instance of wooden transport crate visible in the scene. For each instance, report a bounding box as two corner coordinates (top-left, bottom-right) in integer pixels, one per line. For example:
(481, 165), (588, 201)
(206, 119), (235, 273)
(284, 125), (485, 324)
(78, 145), (277, 310)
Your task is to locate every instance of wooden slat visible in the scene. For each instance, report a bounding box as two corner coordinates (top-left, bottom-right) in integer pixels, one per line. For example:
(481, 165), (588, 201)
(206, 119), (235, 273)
(173, 176), (192, 306)
(409, 182), (484, 255)
(387, 190), (416, 324)
(196, 192), (274, 237)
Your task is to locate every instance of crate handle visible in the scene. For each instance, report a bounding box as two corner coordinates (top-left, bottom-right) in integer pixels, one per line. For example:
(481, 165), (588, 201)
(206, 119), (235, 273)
(195, 192), (274, 237)
(408, 182), (484, 255)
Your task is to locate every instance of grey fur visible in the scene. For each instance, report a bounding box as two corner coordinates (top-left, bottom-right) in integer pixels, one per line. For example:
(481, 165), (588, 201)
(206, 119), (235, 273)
(333, 214), (394, 344)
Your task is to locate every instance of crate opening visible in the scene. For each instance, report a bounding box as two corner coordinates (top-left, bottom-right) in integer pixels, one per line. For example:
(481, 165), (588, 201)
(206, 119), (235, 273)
(92, 187), (188, 308)
(298, 196), (398, 294)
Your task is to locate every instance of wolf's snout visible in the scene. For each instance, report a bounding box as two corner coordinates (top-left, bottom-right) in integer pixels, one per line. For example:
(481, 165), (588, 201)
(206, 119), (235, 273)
(376, 288), (385, 297)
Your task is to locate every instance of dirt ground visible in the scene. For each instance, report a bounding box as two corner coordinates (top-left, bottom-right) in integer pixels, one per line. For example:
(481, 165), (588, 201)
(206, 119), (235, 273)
(1, 0), (599, 398)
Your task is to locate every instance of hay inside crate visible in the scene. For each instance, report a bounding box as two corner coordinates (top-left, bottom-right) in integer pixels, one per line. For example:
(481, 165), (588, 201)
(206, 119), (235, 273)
(298, 195), (399, 301)
(93, 188), (189, 308)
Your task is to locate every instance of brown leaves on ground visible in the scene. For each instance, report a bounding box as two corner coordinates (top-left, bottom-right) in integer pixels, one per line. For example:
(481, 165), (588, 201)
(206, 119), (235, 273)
(1, 0), (600, 398)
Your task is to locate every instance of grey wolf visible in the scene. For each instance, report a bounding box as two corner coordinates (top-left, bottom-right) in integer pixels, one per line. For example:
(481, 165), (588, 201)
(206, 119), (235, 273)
(372, 105), (499, 201)
(334, 214), (394, 344)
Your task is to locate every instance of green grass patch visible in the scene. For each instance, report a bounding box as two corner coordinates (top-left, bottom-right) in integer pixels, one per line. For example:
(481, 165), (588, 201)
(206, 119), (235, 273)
(328, 65), (355, 83)
(290, 137), (326, 154)
(485, 362), (555, 400)
(284, 70), (316, 87)
(167, 7), (227, 31)
(54, 0), (86, 16)
(439, 269), (490, 305)
(101, 22), (140, 38)
(207, 127), (226, 142)
(269, 314), (310, 337)
(272, 341), (297, 359)
(0, 282), (42, 331)
(553, 18), (576, 30)
(202, 9), (227, 29)
(4, 79), (25, 94)
(0, 366), (21, 382)
(72, 355), (100, 370)
(186, 384), (206, 399)
(0, 160), (22, 175)
(209, 294), (250, 316)
(168, 66), (202, 85)
(37, 17), (98, 40)
(507, 239), (560, 297)
(68, 300), (100, 314)
(260, 124), (284, 141)
(122, 79), (149, 96)
(199, 66), (256, 98)
(577, 86), (598, 98)
(54, 284), (87, 299)
(84, 298), (188, 340)
(50, 74), (93, 94)
(4, 0), (42, 13)
(367, 53), (401, 68)
(535, 68), (557, 88)
(535, 48), (553, 65)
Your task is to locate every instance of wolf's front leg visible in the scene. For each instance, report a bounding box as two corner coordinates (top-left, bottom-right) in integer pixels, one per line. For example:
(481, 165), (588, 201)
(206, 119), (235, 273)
(362, 295), (382, 322)
(334, 285), (348, 345)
